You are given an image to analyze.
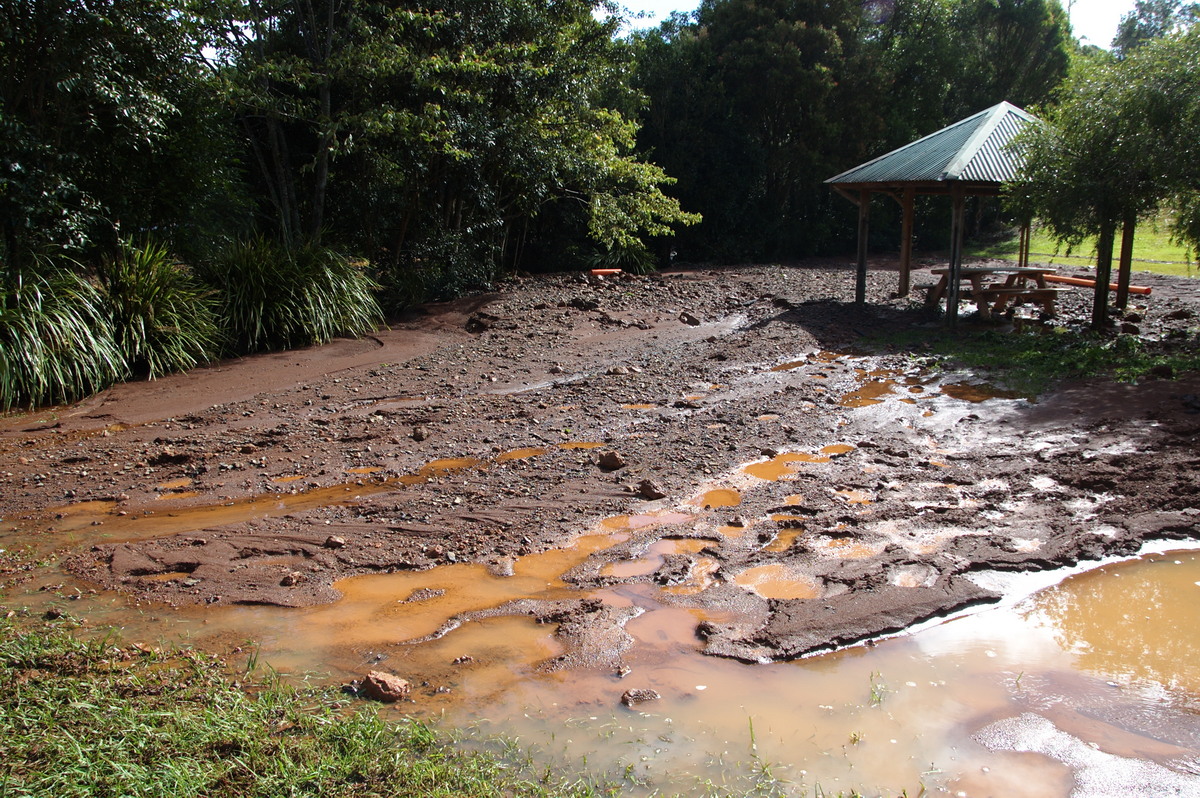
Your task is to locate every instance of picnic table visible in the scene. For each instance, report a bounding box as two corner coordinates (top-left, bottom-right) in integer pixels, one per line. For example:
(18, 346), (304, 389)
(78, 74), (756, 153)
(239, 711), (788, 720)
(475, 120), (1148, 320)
(923, 266), (1065, 319)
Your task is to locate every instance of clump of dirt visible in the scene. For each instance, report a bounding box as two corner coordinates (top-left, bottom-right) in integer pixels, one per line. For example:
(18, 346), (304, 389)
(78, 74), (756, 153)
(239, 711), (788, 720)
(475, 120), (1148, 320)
(3, 259), (1199, 662)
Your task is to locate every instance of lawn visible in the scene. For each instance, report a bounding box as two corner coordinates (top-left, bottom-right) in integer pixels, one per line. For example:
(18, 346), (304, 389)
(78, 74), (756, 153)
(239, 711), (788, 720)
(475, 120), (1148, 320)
(970, 220), (1199, 278)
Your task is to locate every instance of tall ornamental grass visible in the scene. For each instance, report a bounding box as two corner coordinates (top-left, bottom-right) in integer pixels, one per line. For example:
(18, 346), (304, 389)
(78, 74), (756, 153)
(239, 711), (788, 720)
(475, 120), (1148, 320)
(100, 239), (222, 378)
(201, 238), (383, 353)
(0, 260), (125, 410)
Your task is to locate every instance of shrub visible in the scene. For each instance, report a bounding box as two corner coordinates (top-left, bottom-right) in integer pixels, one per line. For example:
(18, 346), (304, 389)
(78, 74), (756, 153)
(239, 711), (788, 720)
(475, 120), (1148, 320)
(100, 239), (222, 379)
(201, 238), (383, 353)
(0, 259), (124, 410)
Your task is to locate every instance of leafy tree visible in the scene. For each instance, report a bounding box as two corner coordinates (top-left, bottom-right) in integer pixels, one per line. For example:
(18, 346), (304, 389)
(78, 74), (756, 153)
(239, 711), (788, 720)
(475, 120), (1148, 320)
(207, 0), (695, 294)
(1009, 28), (1200, 326)
(0, 0), (235, 264)
(631, 0), (1071, 261)
(1112, 0), (1198, 55)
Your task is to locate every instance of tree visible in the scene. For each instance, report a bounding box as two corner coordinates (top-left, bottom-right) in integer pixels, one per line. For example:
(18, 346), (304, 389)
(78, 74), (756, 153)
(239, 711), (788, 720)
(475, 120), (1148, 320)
(631, 0), (1071, 261)
(1008, 29), (1200, 326)
(207, 0), (696, 289)
(0, 0), (233, 264)
(1112, 0), (1198, 55)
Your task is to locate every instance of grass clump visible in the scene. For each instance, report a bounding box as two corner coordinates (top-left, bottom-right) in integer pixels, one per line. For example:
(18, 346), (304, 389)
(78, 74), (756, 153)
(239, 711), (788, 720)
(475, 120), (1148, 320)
(0, 260), (125, 410)
(876, 326), (1200, 395)
(201, 238), (383, 353)
(100, 239), (222, 378)
(0, 617), (609, 798)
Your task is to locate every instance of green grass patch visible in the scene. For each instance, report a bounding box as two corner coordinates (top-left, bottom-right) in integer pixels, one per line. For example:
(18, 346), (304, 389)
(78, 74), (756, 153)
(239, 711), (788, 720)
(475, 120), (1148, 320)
(970, 221), (1199, 278)
(0, 617), (610, 798)
(871, 326), (1200, 396)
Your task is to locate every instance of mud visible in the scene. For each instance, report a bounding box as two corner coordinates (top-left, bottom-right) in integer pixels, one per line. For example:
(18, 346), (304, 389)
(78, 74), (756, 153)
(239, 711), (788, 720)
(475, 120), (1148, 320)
(2, 258), (1199, 663)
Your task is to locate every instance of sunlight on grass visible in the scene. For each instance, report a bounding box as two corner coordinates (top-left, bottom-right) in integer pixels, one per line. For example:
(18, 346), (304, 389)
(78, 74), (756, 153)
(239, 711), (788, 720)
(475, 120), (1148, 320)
(971, 219), (1199, 278)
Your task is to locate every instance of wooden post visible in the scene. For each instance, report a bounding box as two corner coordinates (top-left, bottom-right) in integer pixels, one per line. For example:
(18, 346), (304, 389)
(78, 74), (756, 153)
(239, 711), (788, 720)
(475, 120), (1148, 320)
(855, 189), (870, 305)
(899, 187), (915, 297)
(945, 186), (966, 328)
(1116, 213), (1135, 310)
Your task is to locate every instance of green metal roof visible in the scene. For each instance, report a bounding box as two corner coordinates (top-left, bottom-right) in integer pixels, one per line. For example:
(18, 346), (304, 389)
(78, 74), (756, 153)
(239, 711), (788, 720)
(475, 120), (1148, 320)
(825, 101), (1038, 188)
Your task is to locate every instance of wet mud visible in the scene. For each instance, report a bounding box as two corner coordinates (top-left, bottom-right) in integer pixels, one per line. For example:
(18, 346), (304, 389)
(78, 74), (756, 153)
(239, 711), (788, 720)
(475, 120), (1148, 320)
(2, 259), (1200, 665)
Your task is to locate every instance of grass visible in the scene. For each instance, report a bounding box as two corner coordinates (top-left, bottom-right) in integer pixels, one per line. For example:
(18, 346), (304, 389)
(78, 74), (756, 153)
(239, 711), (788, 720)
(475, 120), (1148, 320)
(969, 219), (1199, 278)
(0, 615), (611, 798)
(0, 259), (125, 410)
(870, 325), (1200, 396)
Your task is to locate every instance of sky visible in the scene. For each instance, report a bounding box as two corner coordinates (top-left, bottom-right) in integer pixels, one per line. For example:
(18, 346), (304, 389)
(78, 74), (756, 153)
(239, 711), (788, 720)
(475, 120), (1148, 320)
(621, 0), (1137, 48)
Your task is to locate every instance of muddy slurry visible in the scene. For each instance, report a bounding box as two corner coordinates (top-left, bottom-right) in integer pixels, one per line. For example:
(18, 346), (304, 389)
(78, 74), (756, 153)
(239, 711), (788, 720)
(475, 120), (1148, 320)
(3, 260), (1200, 667)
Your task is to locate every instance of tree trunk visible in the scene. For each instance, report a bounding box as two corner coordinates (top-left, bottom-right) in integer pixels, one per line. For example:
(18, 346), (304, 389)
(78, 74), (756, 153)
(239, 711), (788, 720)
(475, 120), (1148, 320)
(1116, 212), (1135, 310)
(1092, 222), (1116, 330)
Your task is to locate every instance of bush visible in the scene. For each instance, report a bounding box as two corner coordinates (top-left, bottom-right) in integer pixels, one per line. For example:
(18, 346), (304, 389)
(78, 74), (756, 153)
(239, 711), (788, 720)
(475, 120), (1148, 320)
(201, 238), (383, 353)
(0, 259), (125, 410)
(100, 239), (222, 379)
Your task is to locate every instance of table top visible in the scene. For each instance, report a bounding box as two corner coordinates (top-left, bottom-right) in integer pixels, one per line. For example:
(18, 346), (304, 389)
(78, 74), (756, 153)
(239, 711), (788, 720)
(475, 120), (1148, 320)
(929, 265), (1057, 276)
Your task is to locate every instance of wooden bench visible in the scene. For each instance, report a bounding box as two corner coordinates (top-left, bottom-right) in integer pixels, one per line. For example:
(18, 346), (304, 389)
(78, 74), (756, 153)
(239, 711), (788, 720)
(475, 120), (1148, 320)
(970, 286), (1068, 317)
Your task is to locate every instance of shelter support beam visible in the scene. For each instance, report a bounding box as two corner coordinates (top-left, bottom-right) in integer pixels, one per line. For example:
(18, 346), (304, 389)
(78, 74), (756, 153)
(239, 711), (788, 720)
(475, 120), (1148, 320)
(855, 189), (870, 305)
(945, 186), (966, 328)
(899, 187), (915, 296)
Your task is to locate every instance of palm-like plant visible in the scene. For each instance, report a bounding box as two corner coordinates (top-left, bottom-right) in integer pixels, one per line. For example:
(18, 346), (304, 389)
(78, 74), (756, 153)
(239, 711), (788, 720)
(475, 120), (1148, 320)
(100, 240), (222, 379)
(201, 239), (383, 354)
(0, 259), (125, 409)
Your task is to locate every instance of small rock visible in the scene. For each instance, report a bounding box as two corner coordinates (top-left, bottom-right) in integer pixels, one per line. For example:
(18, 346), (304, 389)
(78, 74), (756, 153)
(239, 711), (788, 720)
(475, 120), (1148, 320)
(1165, 308), (1195, 321)
(597, 451), (627, 471)
(240, 444), (257, 454)
(361, 671), (411, 702)
(607, 366), (631, 375)
(280, 571), (303, 587)
(679, 311), (701, 326)
(412, 426), (430, 442)
(466, 311), (501, 332)
(621, 688), (661, 707)
(452, 655), (475, 665)
(638, 479), (667, 500)
(1120, 322), (1140, 335)
(324, 535), (346, 549)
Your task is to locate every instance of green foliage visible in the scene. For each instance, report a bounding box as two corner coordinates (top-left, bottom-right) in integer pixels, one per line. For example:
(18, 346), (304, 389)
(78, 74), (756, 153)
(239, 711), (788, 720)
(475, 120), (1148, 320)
(0, 1), (228, 261)
(0, 259), (124, 410)
(1112, 0), (1199, 54)
(589, 241), (658, 275)
(632, 0), (1072, 261)
(200, 239), (383, 354)
(0, 618), (607, 797)
(207, 0), (693, 277)
(100, 240), (222, 379)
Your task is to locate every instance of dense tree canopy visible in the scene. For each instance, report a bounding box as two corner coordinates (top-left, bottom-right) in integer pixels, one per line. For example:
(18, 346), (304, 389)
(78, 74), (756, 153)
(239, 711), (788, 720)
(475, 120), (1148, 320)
(631, 0), (1072, 261)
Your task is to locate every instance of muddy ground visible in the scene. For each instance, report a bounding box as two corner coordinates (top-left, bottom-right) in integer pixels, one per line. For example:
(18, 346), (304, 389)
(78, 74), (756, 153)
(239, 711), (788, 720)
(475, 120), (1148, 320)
(2, 258), (1199, 666)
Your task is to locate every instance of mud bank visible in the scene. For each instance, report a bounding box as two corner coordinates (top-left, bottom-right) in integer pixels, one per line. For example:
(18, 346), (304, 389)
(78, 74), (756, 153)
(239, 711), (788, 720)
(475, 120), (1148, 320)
(3, 260), (1199, 662)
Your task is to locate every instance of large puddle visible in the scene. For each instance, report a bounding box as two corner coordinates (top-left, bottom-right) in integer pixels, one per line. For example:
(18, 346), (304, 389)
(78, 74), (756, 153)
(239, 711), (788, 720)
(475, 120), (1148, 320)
(22, 530), (1200, 796)
(5, 356), (1199, 796)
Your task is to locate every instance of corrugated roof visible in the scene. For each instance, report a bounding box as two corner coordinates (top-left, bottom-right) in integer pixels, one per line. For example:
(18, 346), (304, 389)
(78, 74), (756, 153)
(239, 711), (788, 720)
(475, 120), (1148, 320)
(826, 101), (1038, 187)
